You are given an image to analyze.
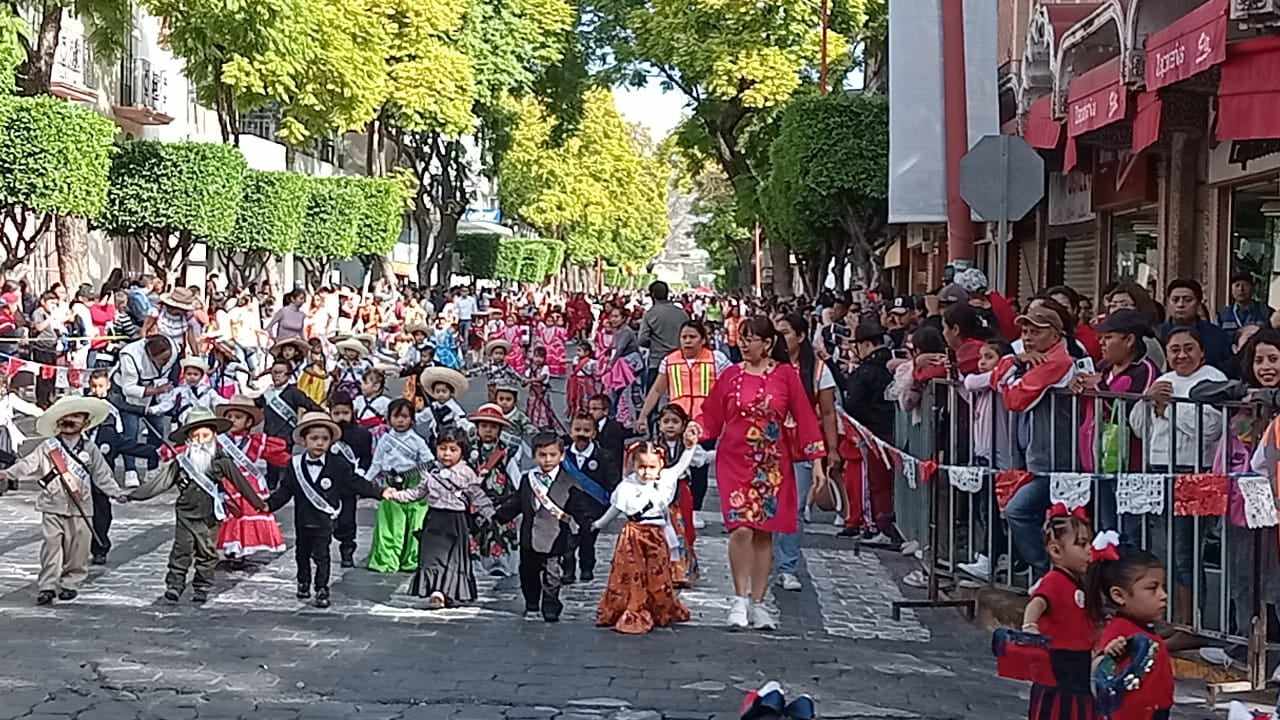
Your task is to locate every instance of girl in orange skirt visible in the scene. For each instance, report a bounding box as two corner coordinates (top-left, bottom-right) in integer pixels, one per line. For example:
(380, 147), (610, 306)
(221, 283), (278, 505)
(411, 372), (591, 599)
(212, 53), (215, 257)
(592, 429), (699, 634)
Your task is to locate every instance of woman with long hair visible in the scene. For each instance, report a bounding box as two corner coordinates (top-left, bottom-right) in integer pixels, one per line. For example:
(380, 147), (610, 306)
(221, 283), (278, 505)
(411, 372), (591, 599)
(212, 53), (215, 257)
(690, 315), (827, 630)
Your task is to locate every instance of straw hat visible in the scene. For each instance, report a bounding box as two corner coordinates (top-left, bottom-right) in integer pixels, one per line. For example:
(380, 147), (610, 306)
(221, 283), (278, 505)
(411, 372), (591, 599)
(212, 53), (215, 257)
(159, 286), (199, 312)
(484, 338), (512, 356)
(335, 339), (369, 359)
(469, 403), (512, 428)
(180, 357), (209, 374)
(216, 394), (264, 427)
(405, 322), (430, 336)
(420, 366), (468, 396)
(292, 411), (342, 445)
(168, 407), (232, 444)
(35, 396), (111, 438)
(270, 337), (309, 357)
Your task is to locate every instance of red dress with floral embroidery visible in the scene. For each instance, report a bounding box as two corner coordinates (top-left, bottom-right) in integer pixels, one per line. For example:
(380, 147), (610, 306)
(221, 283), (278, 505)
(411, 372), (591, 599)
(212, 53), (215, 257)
(699, 363), (825, 533)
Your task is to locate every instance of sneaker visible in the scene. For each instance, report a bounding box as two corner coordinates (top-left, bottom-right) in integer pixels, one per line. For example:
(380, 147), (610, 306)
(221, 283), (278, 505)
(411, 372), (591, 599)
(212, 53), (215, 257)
(958, 554), (992, 581)
(727, 596), (750, 629)
(427, 591), (446, 609)
(902, 569), (929, 589)
(314, 589), (330, 609)
(832, 514), (845, 527)
(776, 573), (802, 592)
(57, 589), (77, 601)
(296, 586), (311, 600)
(163, 589), (181, 603)
(339, 551), (355, 569)
(693, 515), (706, 530)
(123, 470), (140, 489)
(749, 603), (778, 631)
(899, 540), (920, 556)
(191, 589), (208, 604)
(90, 554), (107, 566)
(35, 590), (55, 606)
(523, 610), (540, 622)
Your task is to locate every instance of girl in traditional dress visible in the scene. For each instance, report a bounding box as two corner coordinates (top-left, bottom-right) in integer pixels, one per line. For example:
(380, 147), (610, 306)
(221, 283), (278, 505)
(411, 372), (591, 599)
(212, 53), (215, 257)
(383, 427), (494, 609)
(525, 346), (555, 432)
(566, 340), (600, 416)
(599, 305), (641, 425)
(331, 339), (371, 400)
(655, 403), (709, 587)
(467, 403), (522, 577)
(537, 310), (569, 377)
(501, 312), (529, 375)
(365, 399), (435, 573)
(297, 341), (330, 406)
(690, 315), (827, 631)
(432, 317), (462, 370)
(214, 397), (289, 564)
(592, 431), (699, 635)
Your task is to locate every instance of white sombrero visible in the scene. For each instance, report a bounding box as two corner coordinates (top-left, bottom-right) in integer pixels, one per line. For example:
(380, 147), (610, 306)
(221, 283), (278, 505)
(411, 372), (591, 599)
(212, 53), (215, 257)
(420, 366), (468, 396)
(484, 338), (512, 355)
(216, 393), (264, 427)
(270, 337), (310, 357)
(335, 339), (369, 359)
(35, 396), (111, 438)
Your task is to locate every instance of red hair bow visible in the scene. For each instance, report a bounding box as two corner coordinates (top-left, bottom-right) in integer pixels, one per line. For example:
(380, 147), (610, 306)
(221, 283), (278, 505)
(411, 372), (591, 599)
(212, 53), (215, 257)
(1090, 530), (1121, 563)
(1044, 502), (1089, 525)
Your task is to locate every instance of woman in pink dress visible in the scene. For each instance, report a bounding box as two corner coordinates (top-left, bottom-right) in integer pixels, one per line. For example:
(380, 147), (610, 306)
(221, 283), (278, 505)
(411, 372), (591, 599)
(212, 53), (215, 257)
(500, 312), (528, 374)
(537, 309), (569, 377)
(691, 315), (826, 632)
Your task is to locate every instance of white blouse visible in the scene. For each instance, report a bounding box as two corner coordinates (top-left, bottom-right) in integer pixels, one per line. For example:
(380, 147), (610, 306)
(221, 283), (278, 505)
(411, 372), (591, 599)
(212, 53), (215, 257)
(594, 446), (696, 528)
(365, 429), (434, 484)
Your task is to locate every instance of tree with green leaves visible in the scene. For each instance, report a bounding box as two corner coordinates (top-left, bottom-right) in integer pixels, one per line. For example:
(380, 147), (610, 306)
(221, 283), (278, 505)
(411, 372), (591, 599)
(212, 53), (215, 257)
(104, 141), (247, 280)
(213, 170), (311, 287)
(350, 174), (412, 279)
(297, 176), (361, 289)
(16, 0), (129, 95)
(761, 92), (888, 293)
(0, 96), (114, 273)
(0, 9), (28, 93)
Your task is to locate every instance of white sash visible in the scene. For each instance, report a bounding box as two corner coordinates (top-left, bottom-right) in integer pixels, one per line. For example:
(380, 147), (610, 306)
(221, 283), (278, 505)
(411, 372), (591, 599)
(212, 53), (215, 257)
(44, 438), (93, 497)
(380, 430), (425, 466)
(176, 453), (226, 521)
(331, 440), (357, 466)
(265, 389), (297, 427)
(527, 471), (576, 530)
(217, 434), (267, 490)
(292, 455), (340, 519)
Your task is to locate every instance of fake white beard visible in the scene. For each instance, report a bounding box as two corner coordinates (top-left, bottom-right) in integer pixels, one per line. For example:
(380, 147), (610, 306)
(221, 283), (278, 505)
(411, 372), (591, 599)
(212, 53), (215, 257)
(186, 441), (216, 476)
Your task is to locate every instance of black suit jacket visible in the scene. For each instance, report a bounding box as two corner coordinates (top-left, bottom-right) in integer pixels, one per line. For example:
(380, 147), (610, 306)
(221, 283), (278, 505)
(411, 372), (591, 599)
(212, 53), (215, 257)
(493, 469), (596, 555)
(563, 443), (619, 518)
(597, 419), (629, 468)
(267, 453), (381, 532)
(338, 423), (374, 470)
(256, 386), (323, 440)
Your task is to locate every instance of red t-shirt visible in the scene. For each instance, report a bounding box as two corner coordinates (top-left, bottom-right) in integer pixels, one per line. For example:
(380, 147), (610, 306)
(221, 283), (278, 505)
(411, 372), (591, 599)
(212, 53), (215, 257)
(1094, 616), (1174, 720)
(1030, 568), (1095, 651)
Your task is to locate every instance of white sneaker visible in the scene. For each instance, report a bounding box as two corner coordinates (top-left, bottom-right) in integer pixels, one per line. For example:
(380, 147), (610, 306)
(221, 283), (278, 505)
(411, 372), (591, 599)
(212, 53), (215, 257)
(727, 596), (749, 629)
(123, 470), (140, 489)
(958, 554), (991, 581)
(776, 573), (802, 592)
(832, 514), (844, 527)
(802, 505), (812, 523)
(749, 603), (778, 630)
(693, 515), (706, 530)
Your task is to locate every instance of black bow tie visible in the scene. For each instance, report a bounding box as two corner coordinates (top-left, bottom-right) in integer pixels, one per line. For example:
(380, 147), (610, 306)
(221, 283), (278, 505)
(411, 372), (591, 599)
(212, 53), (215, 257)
(306, 459), (325, 467)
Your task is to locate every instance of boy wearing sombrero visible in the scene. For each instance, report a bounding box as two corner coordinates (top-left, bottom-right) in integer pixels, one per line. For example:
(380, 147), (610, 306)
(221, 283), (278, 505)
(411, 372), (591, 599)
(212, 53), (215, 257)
(416, 367), (471, 446)
(129, 408), (266, 604)
(331, 338), (372, 400)
(0, 396), (130, 605)
(468, 403), (525, 577)
(266, 411), (386, 608)
(148, 357), (223, 423)
(213, 394), (289, 562)
(480, 338), (521, 404)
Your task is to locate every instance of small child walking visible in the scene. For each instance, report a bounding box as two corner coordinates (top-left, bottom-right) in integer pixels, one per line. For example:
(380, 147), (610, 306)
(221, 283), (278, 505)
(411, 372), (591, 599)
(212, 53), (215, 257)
(366, 399), (434, 573)
(654, 404), (709, 587)
(566, 341), (600, 416)
(592, 429), (700, 634)
(1021, 504), (1098, 720)
(382, 427), (494, 609)
(525, 347), (555, 432)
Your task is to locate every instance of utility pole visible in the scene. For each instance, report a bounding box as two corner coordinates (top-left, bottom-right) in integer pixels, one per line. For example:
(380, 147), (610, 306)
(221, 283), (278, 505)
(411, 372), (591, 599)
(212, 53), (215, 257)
(819, 0), (829, 95)
(942, 0), (976, 265)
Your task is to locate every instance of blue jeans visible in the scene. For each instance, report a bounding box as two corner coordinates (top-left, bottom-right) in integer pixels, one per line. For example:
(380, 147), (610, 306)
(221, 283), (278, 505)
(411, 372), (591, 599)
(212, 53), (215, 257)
(1004, 474), (1051, 574)
(773, 460), (814, 575)
(119, 411), (163, 473)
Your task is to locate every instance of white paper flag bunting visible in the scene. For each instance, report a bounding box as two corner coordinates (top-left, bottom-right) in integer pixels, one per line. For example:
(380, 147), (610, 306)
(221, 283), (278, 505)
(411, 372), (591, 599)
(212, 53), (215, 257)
(1049, 473), (1092, 510)
(902, 459), (917, 490)
(949, 467), (985, 493)
(1235, 475), (1279, 529)
(55, 367), (69, 389)
(1116, 474), (1165, 516)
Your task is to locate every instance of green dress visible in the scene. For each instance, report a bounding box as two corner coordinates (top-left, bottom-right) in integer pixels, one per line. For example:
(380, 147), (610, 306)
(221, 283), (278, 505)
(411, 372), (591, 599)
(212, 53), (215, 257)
(367, 471), (430, 573)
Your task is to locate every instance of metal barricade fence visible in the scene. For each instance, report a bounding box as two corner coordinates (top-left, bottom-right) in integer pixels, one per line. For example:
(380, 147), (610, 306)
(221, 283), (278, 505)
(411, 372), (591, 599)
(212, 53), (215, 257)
(895, 378), (1277, 690)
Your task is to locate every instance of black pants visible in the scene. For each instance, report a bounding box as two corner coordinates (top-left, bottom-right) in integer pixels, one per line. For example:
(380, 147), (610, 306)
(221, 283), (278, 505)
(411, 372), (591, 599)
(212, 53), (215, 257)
(90, 485), (112, 557)
(335, 494), (357, 556)
(519, 548), (565, 620)
(296, 527), (332, 592)
(690, 465), (709, 511)
(32, 349), (57, 407)
(561, 526), (597, 579)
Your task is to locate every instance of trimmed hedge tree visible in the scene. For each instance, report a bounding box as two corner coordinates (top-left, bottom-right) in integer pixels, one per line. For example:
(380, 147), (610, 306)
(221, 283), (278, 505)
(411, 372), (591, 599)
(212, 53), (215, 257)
(104, 140), (247, 280)
(456, 234), (501, 278)
(213, 170), (311, 287)
(298, 176), (362, 289)
(0, 96), (114, 273)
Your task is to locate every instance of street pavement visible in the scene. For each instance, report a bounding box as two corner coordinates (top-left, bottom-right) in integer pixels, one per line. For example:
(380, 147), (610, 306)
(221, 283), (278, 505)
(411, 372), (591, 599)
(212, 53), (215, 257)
(0, 373), (1216, 720)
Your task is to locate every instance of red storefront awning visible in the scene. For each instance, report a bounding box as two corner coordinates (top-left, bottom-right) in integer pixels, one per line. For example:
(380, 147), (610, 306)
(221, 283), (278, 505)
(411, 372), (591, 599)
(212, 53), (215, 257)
(1131, 91), (1163, 154)
(1218, 35), (1280, 141)
(1144, 0), (1228, 91)
(1024, 96), (1062, 149)
(1066, 58), (1127, 138)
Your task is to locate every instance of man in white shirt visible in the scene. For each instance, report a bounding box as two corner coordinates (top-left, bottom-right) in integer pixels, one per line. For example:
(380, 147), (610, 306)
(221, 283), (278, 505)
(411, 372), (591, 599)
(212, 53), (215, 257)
(112, 336), (178, 486)
(455, 286), (478, 366)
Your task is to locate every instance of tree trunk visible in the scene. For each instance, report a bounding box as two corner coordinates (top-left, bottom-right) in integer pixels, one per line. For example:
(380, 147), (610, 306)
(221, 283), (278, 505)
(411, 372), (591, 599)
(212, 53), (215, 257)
(365, 119), (384, 177)
(18, 6), (60, 95)
(55, 215), (90, 289)
(413, 194), (434, 288)
(768, 240), (794, 298)
(0, 207), (52, 275)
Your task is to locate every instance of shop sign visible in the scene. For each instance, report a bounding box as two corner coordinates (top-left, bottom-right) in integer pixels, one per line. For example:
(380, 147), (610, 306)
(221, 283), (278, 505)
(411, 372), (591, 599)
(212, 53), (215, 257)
(1067, 59), (1127, 138)
(1209, 140), (1280, 184)
(1048, 171), (1095, 226)
(1145, 0), (1228, 91)
(1093, 150), (1155, 209)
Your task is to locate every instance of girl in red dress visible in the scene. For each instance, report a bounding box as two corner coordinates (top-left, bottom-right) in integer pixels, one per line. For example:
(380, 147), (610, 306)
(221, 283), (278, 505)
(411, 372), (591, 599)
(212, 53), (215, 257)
(537, 310), (569, 377)
(1021, 504), (1098, 720)
(1086, 538), (1174, 720)
(566, 340), (600, 416)
(215, 397), (289, 563)
(691, 315), (826, 632)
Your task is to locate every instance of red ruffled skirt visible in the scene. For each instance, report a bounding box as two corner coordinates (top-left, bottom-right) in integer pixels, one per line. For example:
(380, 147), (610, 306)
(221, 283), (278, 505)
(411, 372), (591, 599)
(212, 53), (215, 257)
(596, 523), (689, 634)
(217, 478), (286, 557)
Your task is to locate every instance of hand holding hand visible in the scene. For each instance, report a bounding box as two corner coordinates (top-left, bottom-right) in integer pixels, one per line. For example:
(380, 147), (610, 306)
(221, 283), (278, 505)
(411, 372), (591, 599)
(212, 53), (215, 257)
(1102, 637), (1127, 658)
(682, 426), (700, 449)
(633, 416), (647, 435)
(381, 487), (396, 500)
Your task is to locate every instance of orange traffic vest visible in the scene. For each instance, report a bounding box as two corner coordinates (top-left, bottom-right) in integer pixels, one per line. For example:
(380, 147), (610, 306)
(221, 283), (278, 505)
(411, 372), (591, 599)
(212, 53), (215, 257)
(666, 348), (716, 422)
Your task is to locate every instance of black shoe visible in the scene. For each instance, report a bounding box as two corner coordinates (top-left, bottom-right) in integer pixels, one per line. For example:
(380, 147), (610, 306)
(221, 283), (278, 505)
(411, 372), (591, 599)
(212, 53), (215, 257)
(35, 590), (55, 606)
(90, 554), (107, 566)
(837, 526), (861, 538)
(6, 479), (17, 491)
(57, 589), (77, 601)
(163, 589), (181, 603)
(542, 613), (560, 623)
(580, 571), (594, 583)
(296, 585), (311, 600)
(314, 589), (330, 609)
(340, 551), (354, 568)
(191, 590), (208, 604)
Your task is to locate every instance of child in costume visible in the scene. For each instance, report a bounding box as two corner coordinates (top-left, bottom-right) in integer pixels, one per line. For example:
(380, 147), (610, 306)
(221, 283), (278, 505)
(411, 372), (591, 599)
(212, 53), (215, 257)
(267, 411), (384, 608)
(85, 369), (158, 565)
(1086, 537), (1173, 720)
(269, 337), (309, 384)
(331, 338), (372, 400)
(525, 346), (555, 432)
(537, 309), (569, 377)
(654, 404), (709, 587)
(214, 395), (289, 564)
(500, 312), (529, 374)
(589, 393), (629, 468)
(416, 366), (472, 445)
(560, 411), (618, 584)
(492, 432), (597, 623)
(0, 397), (130, 605)
(0, 372), (43, 491)
(494, 381), (532, 444)
(398, 322), (435, 403)
(297, 341), (330, 406)
(566, 341), (600, 416)
(354, 367), (391, 442)
(467, 403), (524, 578)
(1021, 504), (1098, 720)
(479, 338), (522, 404)
(432, 317), (463, 370)
(130, 408), (267, 604)
(256, 359), (323, 490)
(329, 391), (375, 567)
(366, 399), (435, 573)
(383, 427), (495, 608)
(149, 357), (224, 422)
(592, 433), (699, 634)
